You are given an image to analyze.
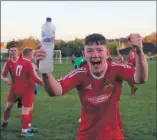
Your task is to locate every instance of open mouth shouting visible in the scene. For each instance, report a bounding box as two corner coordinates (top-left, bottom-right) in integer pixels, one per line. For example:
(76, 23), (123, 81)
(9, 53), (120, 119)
(90, 59), (103, 73)
(90, 59), (102, 66)
(89, 58), (107, 77)
(91, 60), (101, 65)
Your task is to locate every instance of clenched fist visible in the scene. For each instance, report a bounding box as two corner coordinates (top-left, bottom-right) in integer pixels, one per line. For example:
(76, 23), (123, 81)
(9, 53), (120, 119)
(128, 33), (144, 54)
(34, 48), (47, 68)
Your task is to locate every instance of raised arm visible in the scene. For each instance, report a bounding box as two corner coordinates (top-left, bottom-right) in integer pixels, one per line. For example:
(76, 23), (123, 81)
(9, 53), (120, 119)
(34, 48), (81, 97)
(41, 68), (83, 97)
(41, 73), (62, 96)
(33, 49), (62, 96)
(128, 34), (148, 83)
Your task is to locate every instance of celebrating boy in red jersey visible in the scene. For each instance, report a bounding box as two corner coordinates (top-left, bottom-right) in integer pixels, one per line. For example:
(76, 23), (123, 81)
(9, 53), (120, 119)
(34, 33), (148, 140)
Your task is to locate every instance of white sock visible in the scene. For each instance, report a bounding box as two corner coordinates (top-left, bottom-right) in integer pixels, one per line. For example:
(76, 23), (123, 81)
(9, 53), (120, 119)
(22, 128), (28, 134)
(28, 123), (31, 128)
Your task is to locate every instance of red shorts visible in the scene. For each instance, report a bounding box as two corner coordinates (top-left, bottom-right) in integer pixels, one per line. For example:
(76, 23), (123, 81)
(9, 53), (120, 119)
(22, 92), (34, 108)
(14, 87), (35, 107)
(7, 86), (16, 103)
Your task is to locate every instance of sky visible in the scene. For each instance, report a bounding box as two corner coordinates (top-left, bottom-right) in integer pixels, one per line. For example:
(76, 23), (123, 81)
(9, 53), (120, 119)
(1, 1), (156, 42)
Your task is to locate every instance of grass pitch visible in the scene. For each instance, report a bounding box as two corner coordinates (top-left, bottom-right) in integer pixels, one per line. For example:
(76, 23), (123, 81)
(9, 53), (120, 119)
(0, 61), (156, 140)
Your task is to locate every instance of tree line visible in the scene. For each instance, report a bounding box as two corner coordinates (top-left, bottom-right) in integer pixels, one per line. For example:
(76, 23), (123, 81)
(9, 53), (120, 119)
(2, 32), (156, 57)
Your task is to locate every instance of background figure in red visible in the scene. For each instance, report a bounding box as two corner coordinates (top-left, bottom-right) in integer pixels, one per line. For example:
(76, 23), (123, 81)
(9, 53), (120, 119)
(1, 45), (21, 130)
(127, 49), (138, 95)
(14, 48), (43, 137)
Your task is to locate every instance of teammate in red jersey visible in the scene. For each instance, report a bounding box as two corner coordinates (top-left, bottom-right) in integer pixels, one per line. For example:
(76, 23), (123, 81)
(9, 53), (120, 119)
(127, 49), (138, 95)
(34, 33), (148, 140)
(1, 44), (21, 129)
(127, 50), (136, 68)
(14, 48), (43, 137)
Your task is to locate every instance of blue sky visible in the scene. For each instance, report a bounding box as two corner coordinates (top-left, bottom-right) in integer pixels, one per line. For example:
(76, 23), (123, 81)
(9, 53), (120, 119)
(1, 1), (156, 42)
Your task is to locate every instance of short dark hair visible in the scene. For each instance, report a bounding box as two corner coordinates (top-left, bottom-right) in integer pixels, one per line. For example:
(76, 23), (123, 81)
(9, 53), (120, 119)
(84, 33), (107, 46)
(22, 47), (33, 57)
(8, 44), (18, 51)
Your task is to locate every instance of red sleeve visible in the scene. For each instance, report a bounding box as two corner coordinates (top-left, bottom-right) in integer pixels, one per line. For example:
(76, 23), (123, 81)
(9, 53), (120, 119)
(1, 61), (9, 80)
(112, 62), (135, 84)
(27, 62), (43, 86)
(57, 67), (86, 95)
(119, 57), (124, 63)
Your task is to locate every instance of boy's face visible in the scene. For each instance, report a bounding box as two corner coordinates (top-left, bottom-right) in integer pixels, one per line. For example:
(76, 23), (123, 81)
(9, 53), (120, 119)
(83, 42), (107, 75)
(129, 51), (135, 57)
(9, 47), (19, 58)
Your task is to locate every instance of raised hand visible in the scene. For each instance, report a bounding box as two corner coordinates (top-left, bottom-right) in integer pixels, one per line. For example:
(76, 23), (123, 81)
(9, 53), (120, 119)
(128, 33), (144, 54)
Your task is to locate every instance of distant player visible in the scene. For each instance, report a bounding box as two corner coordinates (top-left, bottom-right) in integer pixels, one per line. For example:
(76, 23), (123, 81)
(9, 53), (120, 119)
(127, 49), (138, 95)
(1, 44), (21, 130)
(127, 49), (136, 68)
(14, 48), (43, 137)
(15, 57), (39, 108)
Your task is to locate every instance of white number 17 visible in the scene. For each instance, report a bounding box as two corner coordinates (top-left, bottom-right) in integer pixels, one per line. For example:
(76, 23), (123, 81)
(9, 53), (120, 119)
(16, 65), (23, 76)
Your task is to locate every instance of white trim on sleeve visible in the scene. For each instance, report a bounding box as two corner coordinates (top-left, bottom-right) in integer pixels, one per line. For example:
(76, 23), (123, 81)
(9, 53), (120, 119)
(57, 81), (63, 96)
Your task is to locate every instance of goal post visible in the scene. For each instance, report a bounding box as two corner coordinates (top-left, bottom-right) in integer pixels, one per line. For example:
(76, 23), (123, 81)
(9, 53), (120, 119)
(53, 50), (62, 64)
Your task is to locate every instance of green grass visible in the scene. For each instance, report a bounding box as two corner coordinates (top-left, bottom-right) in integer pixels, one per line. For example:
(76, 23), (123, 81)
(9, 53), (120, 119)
(1, 61), (156, 140)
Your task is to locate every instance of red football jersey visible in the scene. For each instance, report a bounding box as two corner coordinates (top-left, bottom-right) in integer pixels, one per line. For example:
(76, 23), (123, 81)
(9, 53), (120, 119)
(14, 58), (43, 95)
(127, 56), (136, 68)
(57, 62), (135, 139)
(119, 56), (124, 64)
(1, 57), (21, 83)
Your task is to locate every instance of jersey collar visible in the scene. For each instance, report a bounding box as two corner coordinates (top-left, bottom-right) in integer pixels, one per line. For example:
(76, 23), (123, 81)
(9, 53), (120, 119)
(11, 56), (19, 63)
(23, 58), (30, 62)
(90, 61), (108, 80)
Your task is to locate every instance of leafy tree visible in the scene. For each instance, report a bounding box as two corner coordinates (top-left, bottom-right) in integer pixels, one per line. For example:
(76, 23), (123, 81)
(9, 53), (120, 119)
(107, 40), (118, 55)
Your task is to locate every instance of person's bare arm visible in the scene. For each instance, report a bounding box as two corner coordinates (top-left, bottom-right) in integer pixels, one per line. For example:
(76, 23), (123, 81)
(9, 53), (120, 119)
(41, 73), (62, 97)
(34, 46), (82, 97)
(134, 51), (148, 83)
(128, 34), (148, 83)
